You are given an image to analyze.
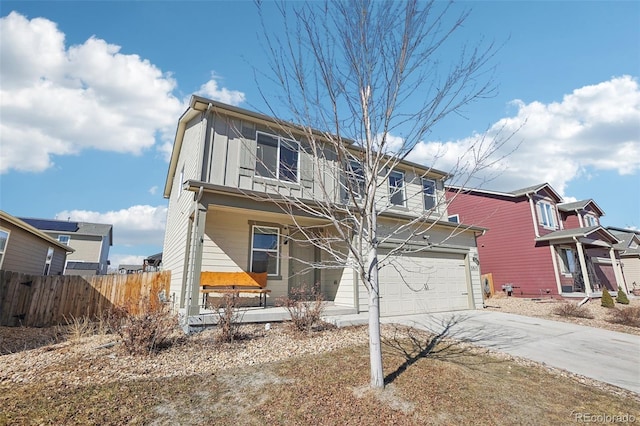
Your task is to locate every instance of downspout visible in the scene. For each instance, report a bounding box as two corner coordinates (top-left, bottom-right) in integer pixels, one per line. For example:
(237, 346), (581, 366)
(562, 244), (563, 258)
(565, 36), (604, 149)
(527, 194), (540, 238)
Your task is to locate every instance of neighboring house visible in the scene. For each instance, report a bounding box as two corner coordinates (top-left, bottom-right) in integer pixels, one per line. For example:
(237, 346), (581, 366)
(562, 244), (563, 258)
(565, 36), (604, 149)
(143, 253), (163, 272)
(118, 264), (144, 274)
(162, 96), (486, 316)
(0, 210), (73, 275)
(19, 217), (113, 276)
(446, 183), (627, 298)
(608, 227), (640, 292)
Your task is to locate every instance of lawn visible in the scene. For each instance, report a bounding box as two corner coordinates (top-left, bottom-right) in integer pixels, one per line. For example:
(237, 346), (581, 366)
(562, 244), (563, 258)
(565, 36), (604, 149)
(1, 323), (639, 425)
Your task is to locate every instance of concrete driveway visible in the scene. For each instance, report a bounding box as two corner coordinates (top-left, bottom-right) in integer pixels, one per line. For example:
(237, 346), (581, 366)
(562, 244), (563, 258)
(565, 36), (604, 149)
(380, 310), (640, 394)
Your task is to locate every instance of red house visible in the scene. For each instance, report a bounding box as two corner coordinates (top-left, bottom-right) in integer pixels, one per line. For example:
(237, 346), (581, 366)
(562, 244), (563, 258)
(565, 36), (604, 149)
(446, 183), (628, 298)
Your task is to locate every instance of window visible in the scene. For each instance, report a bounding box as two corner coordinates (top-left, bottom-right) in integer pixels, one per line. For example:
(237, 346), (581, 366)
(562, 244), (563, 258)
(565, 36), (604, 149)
(0, 229), (9, 269)
(250, 226), (280, 276)
(345, 160), (365, 197)
(584, 214), (598, 227)
(388, 170), (405, 206)
(558, 248), (577, 275)
(448, 214), (460, 223)
(58, 235), (70, 245)
(43, 247), (54, 275)
(255, 132), (299, 182)
(423, 178), (437, 210)
(538, 201), (557, 229)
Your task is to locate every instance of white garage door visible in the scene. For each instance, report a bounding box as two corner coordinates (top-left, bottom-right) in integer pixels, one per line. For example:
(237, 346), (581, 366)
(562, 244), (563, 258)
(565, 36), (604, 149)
(378, 250), (470, 316)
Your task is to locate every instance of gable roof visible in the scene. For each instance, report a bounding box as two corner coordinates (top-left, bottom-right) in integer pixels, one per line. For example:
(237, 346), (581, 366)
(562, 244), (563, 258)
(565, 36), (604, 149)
(607, 227), (640, 256)
(0, 211), (74, 252)
(19, 217), (113, 245)
(535, 225), (620, 245)
(448, 182), (562, 202)
(557, 199), (605, 216)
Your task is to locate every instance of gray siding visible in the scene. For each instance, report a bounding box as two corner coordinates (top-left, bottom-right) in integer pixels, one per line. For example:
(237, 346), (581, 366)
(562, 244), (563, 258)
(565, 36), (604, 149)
(0, 222), (67, 275)
(162, 114), (206, 307)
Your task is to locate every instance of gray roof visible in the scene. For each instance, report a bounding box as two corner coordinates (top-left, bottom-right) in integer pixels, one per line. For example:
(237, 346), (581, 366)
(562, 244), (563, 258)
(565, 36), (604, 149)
(119, 264), (143, 270)
(608, 228), (640, 256)
(509, 183), (562, 201)
(557, 199), (604, 215)
(536, 226), (619, 244)
(19, 217), (113, 246)
(66, 261), (100, 270)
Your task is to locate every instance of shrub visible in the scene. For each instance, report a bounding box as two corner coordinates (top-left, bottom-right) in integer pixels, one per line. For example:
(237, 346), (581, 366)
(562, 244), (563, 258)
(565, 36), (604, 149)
(278, 284), (325, 334)
(607, 306), (640, 328)
(601, 289), (615, 308)
(552, 302), (594, 319)
(211, 294), (245, 343)
(615, 289), (630, 305)
(107, 298), (178, 355)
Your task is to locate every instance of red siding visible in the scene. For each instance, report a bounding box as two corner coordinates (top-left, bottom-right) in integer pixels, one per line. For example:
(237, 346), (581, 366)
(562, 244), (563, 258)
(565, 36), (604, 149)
(562, 212), (581, 229)
(447, 190), (558, 297)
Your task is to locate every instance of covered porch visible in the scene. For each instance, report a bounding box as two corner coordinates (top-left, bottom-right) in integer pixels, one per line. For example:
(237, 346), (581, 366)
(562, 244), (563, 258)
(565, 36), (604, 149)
(537, 226), (628, 298)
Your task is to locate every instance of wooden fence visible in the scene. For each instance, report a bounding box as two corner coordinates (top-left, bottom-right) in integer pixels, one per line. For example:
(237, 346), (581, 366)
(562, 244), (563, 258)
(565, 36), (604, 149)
(0, 270), (171, 327)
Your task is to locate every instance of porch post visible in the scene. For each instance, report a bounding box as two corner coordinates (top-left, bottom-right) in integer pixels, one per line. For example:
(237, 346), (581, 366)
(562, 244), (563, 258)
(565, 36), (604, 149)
(187, 200), (207, 317)
(549, 244), (563, 294)
(609, 247), (629, 294)
(575, 241), (592, 296)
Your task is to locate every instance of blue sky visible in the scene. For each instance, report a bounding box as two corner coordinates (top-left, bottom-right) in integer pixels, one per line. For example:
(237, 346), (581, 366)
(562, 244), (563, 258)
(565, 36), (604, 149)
(1, 1), (639, 268)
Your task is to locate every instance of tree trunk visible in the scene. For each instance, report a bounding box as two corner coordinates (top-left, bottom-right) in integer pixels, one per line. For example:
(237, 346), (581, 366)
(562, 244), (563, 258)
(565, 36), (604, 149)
(367, 211), (384, 388)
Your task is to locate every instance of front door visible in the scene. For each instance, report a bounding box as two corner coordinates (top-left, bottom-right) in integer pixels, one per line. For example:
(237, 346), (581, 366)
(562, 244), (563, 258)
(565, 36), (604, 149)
(288, 239), (319, 298)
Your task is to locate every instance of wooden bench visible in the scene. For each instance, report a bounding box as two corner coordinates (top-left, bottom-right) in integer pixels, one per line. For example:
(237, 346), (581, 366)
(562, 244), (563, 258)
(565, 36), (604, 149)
(200, 271), (271, 308)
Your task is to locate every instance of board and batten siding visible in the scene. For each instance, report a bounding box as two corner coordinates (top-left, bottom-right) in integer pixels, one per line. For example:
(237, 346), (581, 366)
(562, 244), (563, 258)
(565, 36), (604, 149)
(0, 221), (67, 275)
(447, 190), (557, 297)
(162, 114), (205, 307)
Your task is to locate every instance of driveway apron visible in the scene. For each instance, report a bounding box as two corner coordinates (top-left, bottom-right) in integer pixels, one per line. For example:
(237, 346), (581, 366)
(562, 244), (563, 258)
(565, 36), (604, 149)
(382, 310), (640, 394)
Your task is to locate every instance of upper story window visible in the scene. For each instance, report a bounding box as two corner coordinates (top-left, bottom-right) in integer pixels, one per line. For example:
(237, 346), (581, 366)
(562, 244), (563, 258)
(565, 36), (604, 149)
(58, 235), (70, 245)
(250, 225), (280, 276)
(388, 170), (405, 207)
(255, 132), (299, 183)
(448, 214), (460, 223)
(422, 178), (437, 210)
(538, 201), (557, 229)
(345, 160), (365, 198)
(584, 214), (598, 227)
(0, 229), (9, 269)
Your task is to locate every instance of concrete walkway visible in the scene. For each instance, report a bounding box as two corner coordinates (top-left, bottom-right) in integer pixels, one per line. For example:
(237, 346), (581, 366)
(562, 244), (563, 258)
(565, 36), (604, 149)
(325, 310), (640, 394)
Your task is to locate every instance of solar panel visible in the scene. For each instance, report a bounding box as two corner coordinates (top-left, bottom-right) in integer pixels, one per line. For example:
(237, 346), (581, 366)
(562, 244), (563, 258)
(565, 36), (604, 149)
(19, 218), (79, 232)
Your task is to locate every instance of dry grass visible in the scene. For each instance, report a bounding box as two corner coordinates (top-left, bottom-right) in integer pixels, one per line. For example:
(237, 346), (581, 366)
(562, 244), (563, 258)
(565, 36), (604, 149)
(552, 302), (594, 319)
(1, 324), (639, 425)
(607, 305), (640, 328)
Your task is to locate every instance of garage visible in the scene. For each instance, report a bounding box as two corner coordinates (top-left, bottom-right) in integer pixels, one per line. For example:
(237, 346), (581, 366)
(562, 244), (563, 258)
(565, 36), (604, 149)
(378, 249), (471, 316)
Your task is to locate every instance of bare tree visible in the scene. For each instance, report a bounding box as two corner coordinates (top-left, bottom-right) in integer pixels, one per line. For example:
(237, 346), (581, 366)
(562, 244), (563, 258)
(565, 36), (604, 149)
(251, 0), (513, 388)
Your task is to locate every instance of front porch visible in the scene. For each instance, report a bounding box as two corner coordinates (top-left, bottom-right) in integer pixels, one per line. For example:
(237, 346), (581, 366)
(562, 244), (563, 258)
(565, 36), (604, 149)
(181, 302), (358, 331)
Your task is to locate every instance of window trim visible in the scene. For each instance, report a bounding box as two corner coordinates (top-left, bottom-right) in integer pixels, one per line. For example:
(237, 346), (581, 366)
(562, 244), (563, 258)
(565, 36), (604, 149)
(43, 247), (54, 275)
(345, 160), (365, 199)
(557, 247), (577, 276)
(250, 225), (280, 277)
(448, 214), (460, 223)
(255, 131), (301, 183)
(538, 201), (557, 229)
(0, 228), (9, 270)
(584, 214), (598, 227)
(388, 170), (406, 207)
(58, 235), (70, 245)
(422, 178), (437, 211)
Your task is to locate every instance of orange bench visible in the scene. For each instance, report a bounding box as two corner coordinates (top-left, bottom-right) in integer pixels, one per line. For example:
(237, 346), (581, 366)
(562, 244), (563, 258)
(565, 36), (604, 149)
(200, 271), (270, 308)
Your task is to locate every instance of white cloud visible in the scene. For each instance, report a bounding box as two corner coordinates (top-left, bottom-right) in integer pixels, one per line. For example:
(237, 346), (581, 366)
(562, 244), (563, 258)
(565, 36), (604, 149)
(148, 186), (158, 195)
(0, 12), (246, 172)
(56, 205), (167, 247)
(408, 76), (640, 197)
(196, 72), (246, 106)
(109, 254), (146, 269)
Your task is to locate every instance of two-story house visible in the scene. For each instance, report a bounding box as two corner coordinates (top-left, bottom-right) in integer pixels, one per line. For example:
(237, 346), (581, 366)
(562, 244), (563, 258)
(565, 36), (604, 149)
(446, 183), (628, 298)
(19, 217), (113, 276)
(0, 210), (73, 275)
(163, 96), (485, 317)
